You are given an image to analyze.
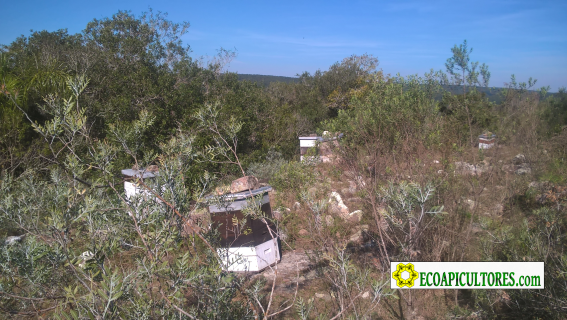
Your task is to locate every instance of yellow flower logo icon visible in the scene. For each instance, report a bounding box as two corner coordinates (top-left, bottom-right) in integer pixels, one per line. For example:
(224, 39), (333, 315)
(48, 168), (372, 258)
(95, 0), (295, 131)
(392, 263), (419, 288)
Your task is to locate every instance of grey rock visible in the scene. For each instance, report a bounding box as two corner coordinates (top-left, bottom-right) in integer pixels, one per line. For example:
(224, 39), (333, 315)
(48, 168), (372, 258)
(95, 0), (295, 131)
(515, 163), (531, 175)
(349, 210), (363, 223)
(230, 176), (259, 193)
(349, 230), (364, 243)
(349, 225), (369, 243)
(455, 162), (480, 175)
(513, 154), (527, 165)
(328, 192), (349, 218)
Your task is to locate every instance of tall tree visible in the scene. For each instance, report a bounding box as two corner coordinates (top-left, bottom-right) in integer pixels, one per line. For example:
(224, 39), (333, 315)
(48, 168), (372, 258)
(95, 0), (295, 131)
(445, 40), (491, 95)
(445, 40), (491, 145)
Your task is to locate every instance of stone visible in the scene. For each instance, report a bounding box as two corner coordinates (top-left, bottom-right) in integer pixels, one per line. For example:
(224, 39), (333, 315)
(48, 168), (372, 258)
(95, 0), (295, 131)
(455, 161), (479, 175)
(299, 229), (309, 236)
(362, 291), (371, 299)
(349, 225), (369, 243)
(433, 160), (440, 164)
(230, 176), (259, 193)
(454, 161), (491, 176)
(515, 163), (531, 175)
(329, 192), (350, 218)
(349, 230), (363, 243)
(349, 210), (363, 222)
(512, 154), (527, 165)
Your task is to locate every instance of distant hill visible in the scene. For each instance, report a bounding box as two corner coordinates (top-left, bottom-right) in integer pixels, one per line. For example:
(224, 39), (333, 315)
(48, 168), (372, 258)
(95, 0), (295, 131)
(440, 85), (506, 104)
(237, 74), (299, 87)
(237, 74), (548, 104)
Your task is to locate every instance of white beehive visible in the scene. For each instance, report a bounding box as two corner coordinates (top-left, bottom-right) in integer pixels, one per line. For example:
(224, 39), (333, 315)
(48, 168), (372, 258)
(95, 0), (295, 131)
(479, 133), (496, 149)
(298, 132), (343, 162)
(207, 186), (281, 272)
(121, 167), (159, 200)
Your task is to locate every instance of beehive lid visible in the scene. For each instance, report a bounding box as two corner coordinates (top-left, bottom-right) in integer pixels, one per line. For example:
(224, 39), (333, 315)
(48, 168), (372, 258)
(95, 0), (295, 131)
(206, 186), (272, 201)
(299, 133), (344, 142)
(121, 168), (158, 179)
(299, 136), (323, 141)
(479, 133), (496, 139)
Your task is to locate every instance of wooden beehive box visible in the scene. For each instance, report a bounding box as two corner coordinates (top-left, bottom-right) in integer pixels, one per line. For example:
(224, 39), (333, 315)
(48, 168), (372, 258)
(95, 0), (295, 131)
(207, 186), (281, 272)
(479, 133), (496, 149)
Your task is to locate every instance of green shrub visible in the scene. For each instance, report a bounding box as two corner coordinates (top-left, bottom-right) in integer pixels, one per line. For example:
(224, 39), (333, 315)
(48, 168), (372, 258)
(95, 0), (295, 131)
(245, 150), (288, 181)
(270, 161), (317, 192)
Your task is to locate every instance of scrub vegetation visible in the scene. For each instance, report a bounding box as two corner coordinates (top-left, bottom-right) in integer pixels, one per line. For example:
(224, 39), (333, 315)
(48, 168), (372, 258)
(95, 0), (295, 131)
(0, 10), (566, 319)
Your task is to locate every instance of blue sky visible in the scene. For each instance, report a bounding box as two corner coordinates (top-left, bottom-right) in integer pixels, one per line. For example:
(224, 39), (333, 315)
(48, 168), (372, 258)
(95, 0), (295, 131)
(2, 0), (566, 91)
